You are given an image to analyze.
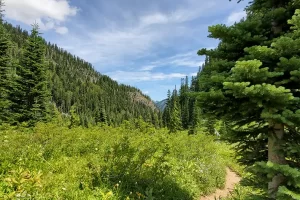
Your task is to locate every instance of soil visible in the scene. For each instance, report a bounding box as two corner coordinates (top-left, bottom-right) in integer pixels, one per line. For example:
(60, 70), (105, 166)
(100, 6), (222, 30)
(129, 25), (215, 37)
(199, 168), (241, 200)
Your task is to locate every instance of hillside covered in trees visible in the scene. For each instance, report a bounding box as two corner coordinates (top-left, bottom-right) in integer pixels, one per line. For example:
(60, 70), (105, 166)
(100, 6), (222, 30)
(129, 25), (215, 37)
(0, 20), (160, 127)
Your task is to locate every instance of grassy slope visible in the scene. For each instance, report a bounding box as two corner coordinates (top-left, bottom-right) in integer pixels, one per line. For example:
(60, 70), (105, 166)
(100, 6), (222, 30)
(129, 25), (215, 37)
(0, 121), (238, 200)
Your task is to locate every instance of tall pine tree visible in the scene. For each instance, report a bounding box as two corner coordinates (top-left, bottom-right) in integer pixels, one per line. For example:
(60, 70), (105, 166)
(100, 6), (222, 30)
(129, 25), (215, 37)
(196, 0), (300, 198)
(95, 98), (107, 125)
(16, 24), (50, 125)
(179, 76), (190, 129)
(169, 88), (182, 133)
(0, 20), (13, 124)
(162, 90), (171, 127)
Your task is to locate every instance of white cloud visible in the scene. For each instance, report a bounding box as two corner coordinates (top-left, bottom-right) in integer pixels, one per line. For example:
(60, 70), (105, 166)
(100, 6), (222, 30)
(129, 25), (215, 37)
(189, 72), (198, 76)
(170, 59), (203, 68)
(4, 0), (77, 34)
(150, 50), (205, 69)
(135, 51), (204, 72)
(139, 5), (215, 27)
(140, 65), (157, 71)
(55, 26), (68, 34)
(143, 91), (149, 94)
(226, 10), (246, 25)
(106, 71), (187, 83)
(86, 27), (159, 64)
(140, 13), (169, 26)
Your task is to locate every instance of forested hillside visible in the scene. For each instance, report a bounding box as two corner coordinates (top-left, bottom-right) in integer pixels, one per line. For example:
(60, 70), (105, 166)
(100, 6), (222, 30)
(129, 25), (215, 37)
(0, 21), (160, 127)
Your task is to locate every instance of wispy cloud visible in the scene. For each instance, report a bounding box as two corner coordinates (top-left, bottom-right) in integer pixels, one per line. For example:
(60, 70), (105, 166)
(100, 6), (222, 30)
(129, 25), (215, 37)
(106, 71), (188, 83)
(4, 0), (78, 34)
(189, 72), (198, 77)
(139, 2), (216, 27)
(55, 26), (68, 35)
(226, 10), (246, 25)
(146, 50), (205, 70)
(140, 65), (157, 71)
(162, 51), (204, 68)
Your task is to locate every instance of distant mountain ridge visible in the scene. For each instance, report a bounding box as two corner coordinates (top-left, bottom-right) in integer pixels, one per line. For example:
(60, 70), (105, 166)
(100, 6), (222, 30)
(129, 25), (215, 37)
(155, 99), (167, 111)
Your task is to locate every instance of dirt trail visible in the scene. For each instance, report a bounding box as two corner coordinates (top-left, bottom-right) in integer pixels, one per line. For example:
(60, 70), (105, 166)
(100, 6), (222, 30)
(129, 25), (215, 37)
(199, 168), (241, 200)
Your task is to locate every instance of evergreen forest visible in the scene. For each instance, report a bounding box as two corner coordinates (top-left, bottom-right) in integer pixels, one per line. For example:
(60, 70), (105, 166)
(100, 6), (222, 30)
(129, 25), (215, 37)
(1, 0), (300, 199)
(0, 16), (160, 127)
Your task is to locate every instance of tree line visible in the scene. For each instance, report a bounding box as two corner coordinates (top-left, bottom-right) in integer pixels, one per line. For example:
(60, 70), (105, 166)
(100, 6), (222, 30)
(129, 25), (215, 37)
(162, 62), (216, 134)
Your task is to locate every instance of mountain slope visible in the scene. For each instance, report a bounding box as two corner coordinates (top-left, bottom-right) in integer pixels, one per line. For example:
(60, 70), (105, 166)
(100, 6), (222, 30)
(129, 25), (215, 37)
(3, 22), (159, 126)
(155, 99), (167, 111)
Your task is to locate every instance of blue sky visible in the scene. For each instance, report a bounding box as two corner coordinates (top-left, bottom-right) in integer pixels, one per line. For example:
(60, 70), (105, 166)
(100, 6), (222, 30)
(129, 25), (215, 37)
(4, 0), (249, 101)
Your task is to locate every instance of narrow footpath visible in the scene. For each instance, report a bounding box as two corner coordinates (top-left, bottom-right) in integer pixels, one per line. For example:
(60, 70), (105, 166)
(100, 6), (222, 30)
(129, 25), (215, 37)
(199, 168), (241, 200)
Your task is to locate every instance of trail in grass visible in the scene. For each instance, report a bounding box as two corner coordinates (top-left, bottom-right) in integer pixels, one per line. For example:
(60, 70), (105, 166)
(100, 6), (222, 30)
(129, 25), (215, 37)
(199, 168), (241, 200)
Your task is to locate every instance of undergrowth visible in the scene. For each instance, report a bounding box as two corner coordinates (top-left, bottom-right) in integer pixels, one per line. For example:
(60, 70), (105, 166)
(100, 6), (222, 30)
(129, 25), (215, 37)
(0, 121), (236, 199)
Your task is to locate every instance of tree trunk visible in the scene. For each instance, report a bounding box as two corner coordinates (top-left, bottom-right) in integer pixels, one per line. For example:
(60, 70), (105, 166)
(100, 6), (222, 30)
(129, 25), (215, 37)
(268, 122), (286, 198)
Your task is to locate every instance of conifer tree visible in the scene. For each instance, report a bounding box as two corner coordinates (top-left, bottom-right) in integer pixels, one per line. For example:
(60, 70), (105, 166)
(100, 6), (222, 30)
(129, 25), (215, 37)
(191, 100), (200, 131)
(169, 89), (182, 133)
(158, 111), (163, 128)
(196, 1), (300, 198)
(69, 104), (80, 128)
(0, 23), (12, 123)
(151, 112), (159, 128)
(96, 98), (107, 124)
(169, 98), (182, 133)
(162, 90), (171, 127)
(179, 76), (190, 129)
(16, 24), (50, 124)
